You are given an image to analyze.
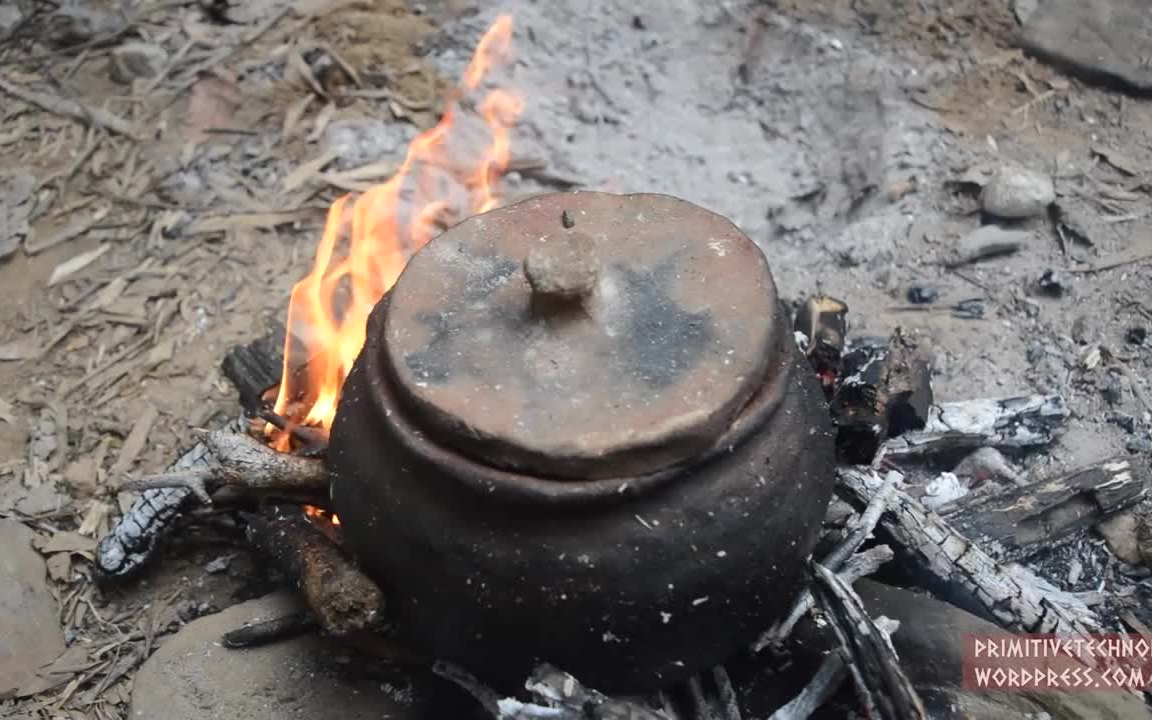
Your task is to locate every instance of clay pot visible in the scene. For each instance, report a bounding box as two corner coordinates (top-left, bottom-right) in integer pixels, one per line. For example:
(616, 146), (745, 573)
(328, 192), (836, 693)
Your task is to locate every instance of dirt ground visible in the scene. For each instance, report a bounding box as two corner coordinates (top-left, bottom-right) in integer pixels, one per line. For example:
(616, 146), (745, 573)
(1, 0), (1150, 717)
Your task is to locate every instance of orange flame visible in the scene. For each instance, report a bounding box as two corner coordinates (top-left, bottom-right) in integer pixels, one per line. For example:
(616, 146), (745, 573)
(272, 16), (521, 446)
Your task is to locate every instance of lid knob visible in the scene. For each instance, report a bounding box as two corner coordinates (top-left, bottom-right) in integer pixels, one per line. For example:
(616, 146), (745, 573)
(523, 229), (599, 301)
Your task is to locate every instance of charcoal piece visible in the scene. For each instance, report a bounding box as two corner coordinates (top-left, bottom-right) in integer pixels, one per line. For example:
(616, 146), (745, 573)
(221, 611), (317, 648)
(220, 321), (286, 413)
(793, 295), (850, 397)
(1126, 326), (1148, 345)
(831, 330), (932, 464)
(906, 284), (939, 304)
(95, 443), (212, 579)
(1038, 269), (1068, 296)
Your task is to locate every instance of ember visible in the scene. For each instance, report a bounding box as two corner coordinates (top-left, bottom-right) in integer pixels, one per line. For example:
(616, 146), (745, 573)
(271, 15), (523, 448)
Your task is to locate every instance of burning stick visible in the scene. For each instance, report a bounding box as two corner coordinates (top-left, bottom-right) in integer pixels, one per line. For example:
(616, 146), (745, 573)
(116, 430), (328, 502)
(245, 504), (385, 638)
(808, 563), (927, 720)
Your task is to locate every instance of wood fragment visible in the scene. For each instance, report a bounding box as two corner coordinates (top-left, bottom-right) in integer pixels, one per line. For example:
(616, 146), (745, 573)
(0, 76), (138, 139)
(754, 545), (895, 653)
(24, 207), (109, 255)
(755, 474), (898, 651)
(878, 394), (1069, 463)
(114, 430), (328, 498)
(48, 244), (111, 286)
(221, 610), (317, 648)
(245, 504), (384, 637)
(809, 564), (927, 720)
(768, 650), (849, 720)
(109, 404), (159, 476)
(836, 467), (1101, 635)
(939, 458), (1147, 559)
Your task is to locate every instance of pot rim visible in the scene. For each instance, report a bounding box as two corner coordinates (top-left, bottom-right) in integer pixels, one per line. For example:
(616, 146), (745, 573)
(344, 295), (794, 507)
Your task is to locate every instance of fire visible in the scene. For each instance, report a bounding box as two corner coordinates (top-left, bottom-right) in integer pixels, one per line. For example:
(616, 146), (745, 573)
(271, 16), (522, 447)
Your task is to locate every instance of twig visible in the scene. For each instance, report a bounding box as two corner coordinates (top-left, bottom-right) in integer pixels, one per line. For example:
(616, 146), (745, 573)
(118, 467), (219, 503)
(0, 75), (137, 138)
(754, 474), (898, 652)
(767, 651), (849, 720)
(809, 563), (927, 720)
(753, 545), (894, 652)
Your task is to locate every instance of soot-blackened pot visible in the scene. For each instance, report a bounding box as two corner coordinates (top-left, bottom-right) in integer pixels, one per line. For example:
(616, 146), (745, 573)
(328, 191), (836, 693)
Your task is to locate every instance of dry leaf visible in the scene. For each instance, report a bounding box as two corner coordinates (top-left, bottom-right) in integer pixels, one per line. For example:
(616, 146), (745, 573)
(46, 553), (71, 582)
(0, 397), (15, 424)
(281, 94), (315, 141)
(147, 338), (175, 367)
(41, 531), (98, 555)
(110, 404), (159, 475)
(48, 244), (111, 287)
(182, 74), (243, 143)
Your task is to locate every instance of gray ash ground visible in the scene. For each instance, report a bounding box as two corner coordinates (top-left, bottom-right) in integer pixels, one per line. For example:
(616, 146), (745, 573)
(1, 0), (1151, 717)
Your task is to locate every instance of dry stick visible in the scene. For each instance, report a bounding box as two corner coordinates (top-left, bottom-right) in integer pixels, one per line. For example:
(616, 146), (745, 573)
(836, 467), (1101, 636)
(753, 474), (899, 652)
(809, 563), (927, 720)
(220, 610), (317, 648)
(0, 75), (138, 138)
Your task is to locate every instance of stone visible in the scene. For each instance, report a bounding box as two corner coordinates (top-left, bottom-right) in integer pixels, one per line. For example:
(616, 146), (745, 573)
(110, 42), (168, 83)
(129, 591), (485, 719)
(1102, 371), (1124, 405)
(0, 4), (22, 36)
(1012, 0), (1039, 25)
(0, 519), (65, 698)
(44, 4), (120, 50)
(1071, 313), (1098, 345)
(906, 284), (939, 304)
(1126, 326), (1148, 345)
(1107, 411), (1138, 433)
(1097, 512), (1143, 565)
(1021, 0), (1152, 93)
(1037, 269), (1068, 296)
(980, 165), (1055, 219)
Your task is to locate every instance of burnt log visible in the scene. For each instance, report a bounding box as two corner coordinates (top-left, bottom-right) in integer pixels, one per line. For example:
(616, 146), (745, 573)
(95, 434), (226, 579)
(220, 321), (285, 413)
(878, 394), (1069, 463)
(831, 330), (932, 464)
(835, 467), (1101, 636)
(938, 458), (1147, 560)
(244, 504), (385, 638)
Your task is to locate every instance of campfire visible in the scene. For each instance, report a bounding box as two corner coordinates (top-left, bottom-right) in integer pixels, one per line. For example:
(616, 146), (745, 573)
(90, 12), (1152, 720)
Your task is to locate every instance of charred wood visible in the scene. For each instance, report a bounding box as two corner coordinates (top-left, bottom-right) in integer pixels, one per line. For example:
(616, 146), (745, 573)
(116, 430), (329, 498)
(808, 562), (927, 720)
(792, 296), (849, 399)
(220, 322), (285, 414)
(939, 458), (1147, 560)
(878, 394), (1070, 463)
(95, 438), (218, 579)
(836, 467), (1101, 636)
(245, 504), (385, 638)
(831, 330), (932, 464)
(221, 610), (317, 648)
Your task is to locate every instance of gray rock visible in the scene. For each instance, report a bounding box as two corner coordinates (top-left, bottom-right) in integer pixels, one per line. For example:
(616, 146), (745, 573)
(1102, 371), (1125, 405)
(110, 42), (168, 83)
(44, 4), (120, 50)
(1021, 0), (1152, 92)
(0, 4), (22, 37)
(0, 519), (65, 698)
(129, 591), (484, 719)
(1138, 513), (1152, 568)
(1097, 512), (1143, 565)
(980, 166), (1055, 219)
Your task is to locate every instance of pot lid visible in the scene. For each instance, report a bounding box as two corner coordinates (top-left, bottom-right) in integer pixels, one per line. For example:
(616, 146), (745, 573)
(382, 191), (779, 479)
